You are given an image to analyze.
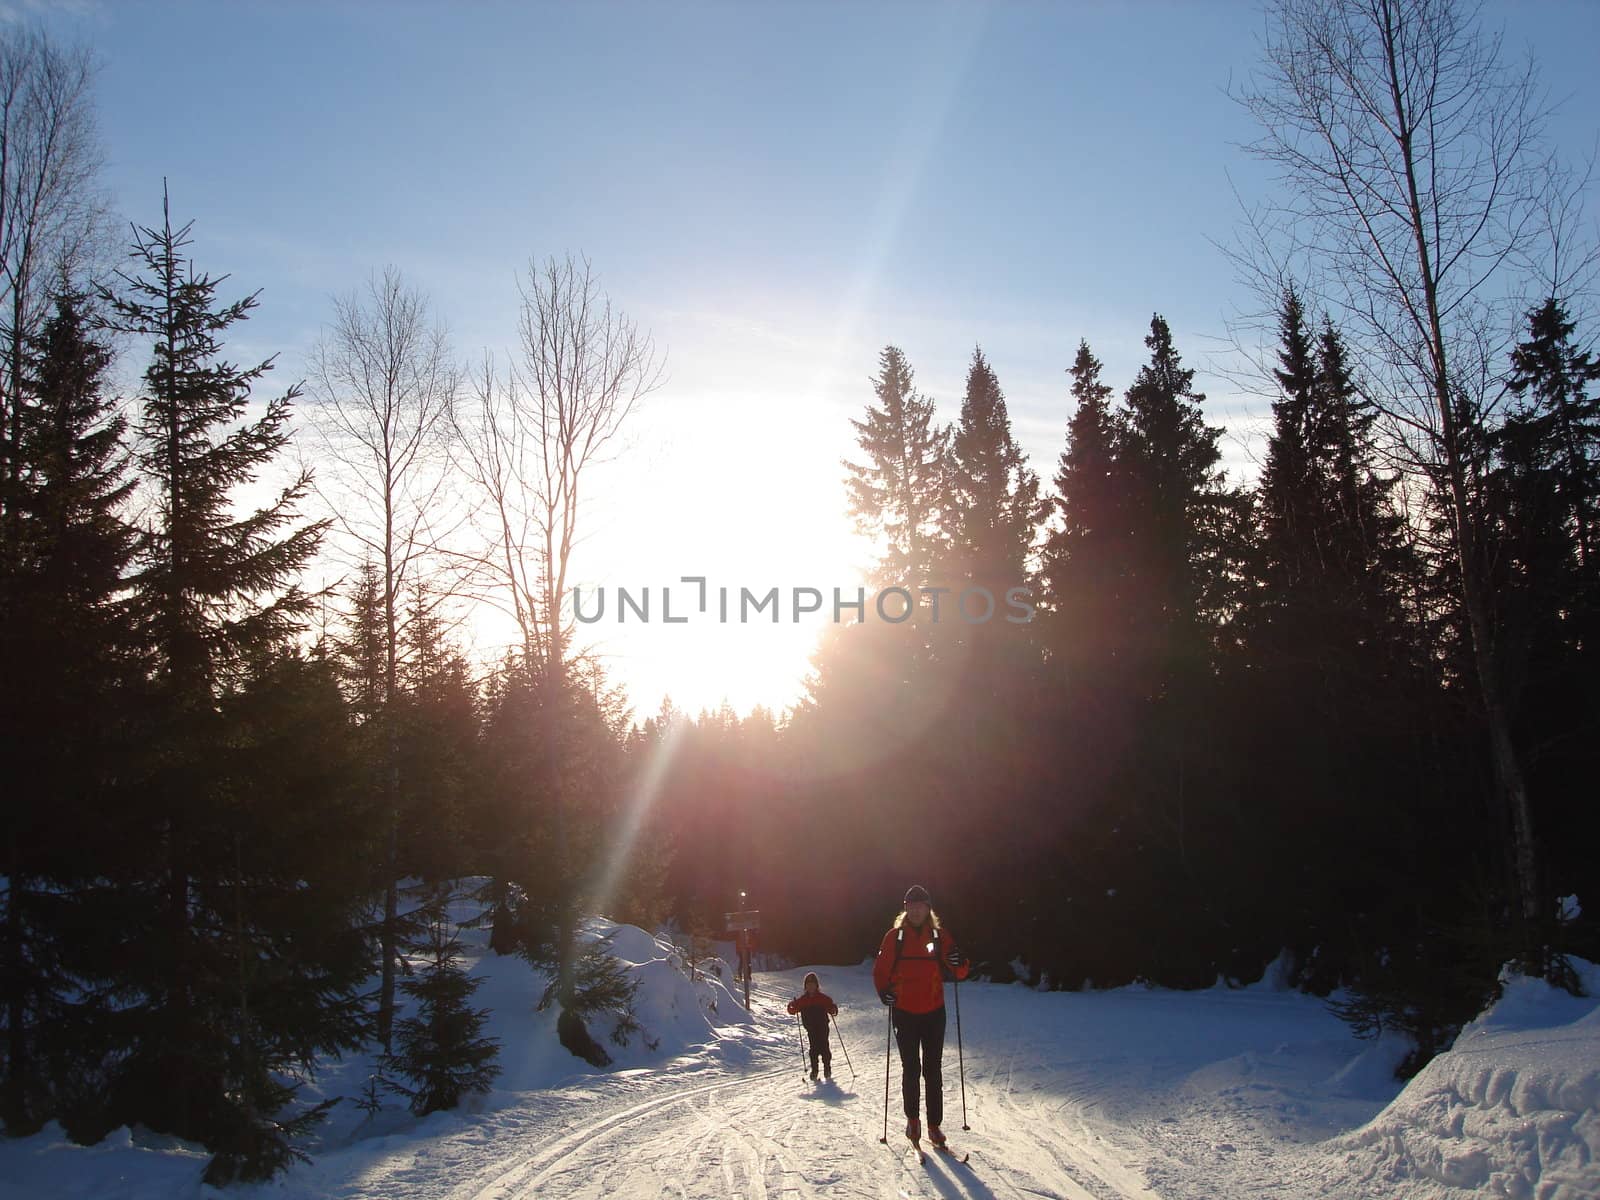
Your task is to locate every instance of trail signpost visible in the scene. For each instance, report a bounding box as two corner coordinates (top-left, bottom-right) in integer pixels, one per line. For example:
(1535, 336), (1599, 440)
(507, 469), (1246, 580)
(725, 906), (759, 1009)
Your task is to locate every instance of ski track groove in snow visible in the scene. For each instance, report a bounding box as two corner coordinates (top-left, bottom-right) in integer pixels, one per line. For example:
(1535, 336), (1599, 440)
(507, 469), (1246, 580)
(988, 1083), (1139, 1200)
(15, 924), (1600, 1199)
(702, 1090), (801, 1199)
(451, 979), (818, 1200)
(202, 960), (1503, 1200)
(480, 1068), (800, 1200)
(439, 970), (1176, 1200)
(450, 1063), (795, 1199)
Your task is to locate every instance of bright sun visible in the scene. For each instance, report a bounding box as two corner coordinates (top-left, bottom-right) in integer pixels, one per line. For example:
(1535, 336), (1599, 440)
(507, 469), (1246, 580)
(558, 389), (869, 723)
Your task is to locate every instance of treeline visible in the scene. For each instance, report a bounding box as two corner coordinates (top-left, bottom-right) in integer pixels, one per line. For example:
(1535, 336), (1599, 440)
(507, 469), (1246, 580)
(656, 0), (1600, 1079)
(0, 204), (671, 1177)
(0, 31), (668, 1182)
(656, 296), (1599, 1075)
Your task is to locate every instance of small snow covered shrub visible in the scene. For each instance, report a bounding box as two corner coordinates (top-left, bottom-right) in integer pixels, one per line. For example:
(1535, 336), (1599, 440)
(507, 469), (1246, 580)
(384, 890), (502, 1114)
(536, 932), (641, 1066)
(1326, 898), (1514, 1078)
(200, 1094), (339, 1187)
(353, 1074), (387, 1117)
(670, 924), (720, 983)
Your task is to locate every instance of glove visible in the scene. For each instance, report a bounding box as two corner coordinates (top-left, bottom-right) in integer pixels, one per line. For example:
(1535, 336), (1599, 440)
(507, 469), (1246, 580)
(947, 948), (963, 968)
(879, 990), (896, 1007)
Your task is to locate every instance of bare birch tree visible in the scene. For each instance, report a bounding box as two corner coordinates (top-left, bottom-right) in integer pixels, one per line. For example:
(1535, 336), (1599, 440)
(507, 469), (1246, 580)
(304, 266), (456, 1050)
(517, 254), (662, 678)
(455, 255), (662, 675)
(0, 26), (105, 586)
(1236, 0), (1595, 948)
(454, 254), (661, 1011)
(454, 352), (542, 666)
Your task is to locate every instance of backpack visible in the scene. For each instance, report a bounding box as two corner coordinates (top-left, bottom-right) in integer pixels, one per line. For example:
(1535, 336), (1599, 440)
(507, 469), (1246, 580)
(892, 920), (943, 968)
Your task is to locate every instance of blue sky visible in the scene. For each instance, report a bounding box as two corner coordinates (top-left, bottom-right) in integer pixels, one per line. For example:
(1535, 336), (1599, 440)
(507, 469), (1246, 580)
(23, 0), (1600, 717)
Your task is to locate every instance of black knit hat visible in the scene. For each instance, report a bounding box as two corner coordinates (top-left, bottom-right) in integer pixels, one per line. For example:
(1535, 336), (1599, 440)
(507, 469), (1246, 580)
(903, 884), (930, 905)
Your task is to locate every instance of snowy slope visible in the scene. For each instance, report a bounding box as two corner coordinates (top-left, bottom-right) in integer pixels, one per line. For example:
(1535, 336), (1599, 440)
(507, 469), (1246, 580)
(1325, 962), (1600, 1200)
(0, 905), (768, 1200)
(4, 915), (1598, 1200)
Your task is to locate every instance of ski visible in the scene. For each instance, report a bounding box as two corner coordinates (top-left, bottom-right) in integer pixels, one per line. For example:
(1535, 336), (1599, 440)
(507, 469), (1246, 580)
(901, 1140), (926, 1165)
(931, 1143), (971, 1165)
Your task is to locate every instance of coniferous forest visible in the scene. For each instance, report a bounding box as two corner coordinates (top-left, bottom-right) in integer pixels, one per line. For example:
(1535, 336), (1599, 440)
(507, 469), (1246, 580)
(2, 1), (1598, 1184)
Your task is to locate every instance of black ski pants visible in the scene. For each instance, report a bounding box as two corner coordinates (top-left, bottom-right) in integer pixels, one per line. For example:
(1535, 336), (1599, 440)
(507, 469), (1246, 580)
(892, 1005), (946, 1125)
(802, 1018), (832, 1072)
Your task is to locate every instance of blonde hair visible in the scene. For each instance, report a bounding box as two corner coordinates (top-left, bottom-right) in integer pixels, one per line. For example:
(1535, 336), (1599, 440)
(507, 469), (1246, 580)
(894, 907), (941, 933)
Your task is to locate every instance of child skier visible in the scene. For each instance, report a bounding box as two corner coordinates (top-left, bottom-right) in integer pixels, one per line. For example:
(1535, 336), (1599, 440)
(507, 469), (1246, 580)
(787, 971), (839, 1080)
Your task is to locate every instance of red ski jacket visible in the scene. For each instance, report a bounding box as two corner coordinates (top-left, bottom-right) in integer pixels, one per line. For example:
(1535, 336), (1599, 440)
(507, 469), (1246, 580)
(872, 921), (968, 1015)
(786, 990), (838, 1030)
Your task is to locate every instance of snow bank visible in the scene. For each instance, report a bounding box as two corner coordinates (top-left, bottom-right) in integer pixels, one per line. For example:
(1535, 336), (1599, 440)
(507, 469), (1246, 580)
(1332, 960), (1600, 1199)
(8, 920), (1600, 1200)
(0, 900), (762, 1199)
(0, 1122), (213, 1200)
(575, 917), (753, 1067)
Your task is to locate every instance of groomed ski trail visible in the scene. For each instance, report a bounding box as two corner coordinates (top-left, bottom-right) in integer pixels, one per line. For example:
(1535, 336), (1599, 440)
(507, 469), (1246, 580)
(413, 973), (1164, 1200)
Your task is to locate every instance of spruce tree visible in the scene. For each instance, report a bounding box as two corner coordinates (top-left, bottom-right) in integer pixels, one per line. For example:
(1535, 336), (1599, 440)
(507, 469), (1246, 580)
(1029, 339), (1145, 970)
(1502, 297), (1599, 574)
(929, 347), (1045, 921)
(843, 345), (950, 588)
(338, 560), (388, 724)
(1257, 288), (1323, 597)
(1255, 294), (1417, 642)
(942, 346), (1042, 597)
(1103, 316), (1236, 983)
(1490, 298), (1600, 921)
(200, 646), (375, 1184)
(395, 580), (480, 884)
(1041, 340), (1129, 677)
(103, 194), (327, 693)
(332, 561), (401, 999)
(475, 654), (636, 1064)
(472, 654), (541, 956)
(97, 195), (354, 1181)
(0, 291), (139, 1136)
(384, 888), (500, 1116)
(1116, 315), (1228, 683)
(824, 345), (949, 799)
(1237, 292), (1438, 996)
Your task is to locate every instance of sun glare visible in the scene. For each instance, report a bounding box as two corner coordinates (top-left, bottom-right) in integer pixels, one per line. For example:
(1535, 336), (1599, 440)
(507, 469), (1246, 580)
(560, 384), (868, 722)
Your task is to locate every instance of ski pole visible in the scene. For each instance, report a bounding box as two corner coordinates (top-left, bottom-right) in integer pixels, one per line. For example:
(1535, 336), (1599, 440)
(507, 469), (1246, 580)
(877, 1004), (892, 1143)
(795, 1013), (807, 1078)
(830, 1011), (856, 1080)
(954, 974), (969, 1130)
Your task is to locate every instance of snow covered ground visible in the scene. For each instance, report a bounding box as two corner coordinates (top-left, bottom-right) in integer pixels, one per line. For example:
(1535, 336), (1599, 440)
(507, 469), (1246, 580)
(4, 912), (1598, 1200)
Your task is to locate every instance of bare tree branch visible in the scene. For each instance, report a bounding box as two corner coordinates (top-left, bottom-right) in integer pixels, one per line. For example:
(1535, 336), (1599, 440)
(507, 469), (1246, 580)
(0, 26), (109, 581)
(1233, 0), (1597, 942)
(452, 253), (663, 679)
(300, 265), (458, 1050)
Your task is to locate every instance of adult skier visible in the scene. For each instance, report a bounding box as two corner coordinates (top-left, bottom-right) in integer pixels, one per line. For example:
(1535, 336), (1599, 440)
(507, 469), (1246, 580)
(872, 884), (968, 1149)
